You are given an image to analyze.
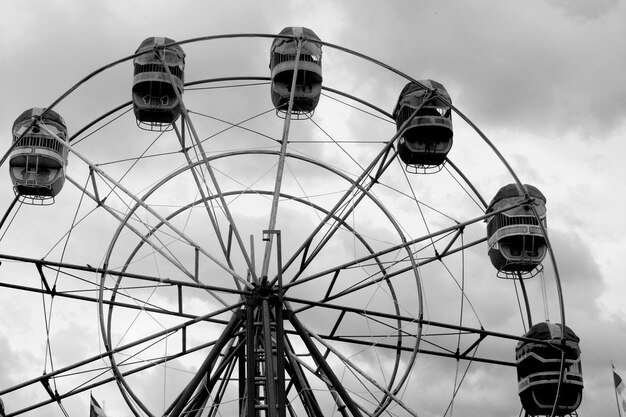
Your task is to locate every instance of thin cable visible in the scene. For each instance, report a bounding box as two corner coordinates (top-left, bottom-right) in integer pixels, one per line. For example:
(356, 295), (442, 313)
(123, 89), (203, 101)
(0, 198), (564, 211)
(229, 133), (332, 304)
(96, 149), (184, 167)
(456, 232), (467, 355)
(372, 177), (460, 229)
(443, 163), (486, 213)
(443, 354), (477, 417)
(320, 91), (394, 124)
(512, 279), (528, 332)
(84, 168), (195, 278)
(540, 270), (550, 322)
(400, 158), (438, 249)
(181, 120), (227, 243)
(188, 107), (279, 145)
(102, 128), (170, 201)
(0, 197), (23, 242)
(71, 107), (133, 147)
(40, 280), (56, 388)
(304, 112), (365, 172)
(43, 205), (99, 259)
(50, 170), (91, 287)
(37, 176), (91, 397)
(186, 81), (269, 91)
(437, 255), (484, 329)
(450, 359), (460, 417)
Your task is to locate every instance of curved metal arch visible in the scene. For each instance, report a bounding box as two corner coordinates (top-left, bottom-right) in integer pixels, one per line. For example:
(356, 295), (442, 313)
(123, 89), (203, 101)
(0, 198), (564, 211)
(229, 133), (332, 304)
(98, 147), (423, 416)
(105, 188), (409, 416)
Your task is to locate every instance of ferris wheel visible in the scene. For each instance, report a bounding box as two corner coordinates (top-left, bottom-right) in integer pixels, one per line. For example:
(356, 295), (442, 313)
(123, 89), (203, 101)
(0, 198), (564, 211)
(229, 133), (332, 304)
(0, 29), (583, 417)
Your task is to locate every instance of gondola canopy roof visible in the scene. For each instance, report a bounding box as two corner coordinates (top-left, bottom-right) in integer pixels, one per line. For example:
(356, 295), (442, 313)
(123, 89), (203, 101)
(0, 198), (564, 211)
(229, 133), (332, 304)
(520, 322), (580, 345)
(271, 27), (322, 57)
(134, 37), (185, 66)
(487, 183), (546, 212)
(13, 107), (66, 130)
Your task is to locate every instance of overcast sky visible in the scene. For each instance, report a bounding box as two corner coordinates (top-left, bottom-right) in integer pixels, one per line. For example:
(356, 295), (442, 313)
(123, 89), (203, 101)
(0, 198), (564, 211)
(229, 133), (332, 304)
(1, 1), (626, 416)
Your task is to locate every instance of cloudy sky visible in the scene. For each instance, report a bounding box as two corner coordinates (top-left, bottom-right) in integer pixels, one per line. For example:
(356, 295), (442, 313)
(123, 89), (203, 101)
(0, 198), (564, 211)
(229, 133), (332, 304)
(1, 0), (626, 416)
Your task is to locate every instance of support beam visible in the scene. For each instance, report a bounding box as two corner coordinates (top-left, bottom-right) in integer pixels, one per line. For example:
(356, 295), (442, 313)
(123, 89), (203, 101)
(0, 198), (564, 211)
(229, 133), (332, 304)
(287, 310), (363, 417)
(168, 310), (244, 417)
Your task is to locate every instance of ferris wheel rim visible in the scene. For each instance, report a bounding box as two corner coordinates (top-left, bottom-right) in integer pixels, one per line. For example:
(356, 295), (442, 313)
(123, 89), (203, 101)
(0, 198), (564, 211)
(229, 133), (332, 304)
(0, 30), (574, 417)
(95, 144), (424, 415)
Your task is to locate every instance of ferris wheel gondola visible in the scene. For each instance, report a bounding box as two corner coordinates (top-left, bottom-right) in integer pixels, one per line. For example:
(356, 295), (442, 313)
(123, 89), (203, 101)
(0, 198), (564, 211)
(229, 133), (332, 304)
(486, 183), (548, 278)
(8, 107), (68, 204)
(269, 26), (323, 116)
(132, 36), (186, 131)
(393, 79), (453, 173)
(516, 322), (584, 416)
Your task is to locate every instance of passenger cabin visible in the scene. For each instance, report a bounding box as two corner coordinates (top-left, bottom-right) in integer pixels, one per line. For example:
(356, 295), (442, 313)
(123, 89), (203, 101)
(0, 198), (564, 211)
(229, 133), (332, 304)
(9, 108), (68, 204)
(270, 27), (323, 116)
(132, 37), (185, 130)
(392, 80), (453, 172)
(516, 322), (583, 416)
(486, 184), (547, 278)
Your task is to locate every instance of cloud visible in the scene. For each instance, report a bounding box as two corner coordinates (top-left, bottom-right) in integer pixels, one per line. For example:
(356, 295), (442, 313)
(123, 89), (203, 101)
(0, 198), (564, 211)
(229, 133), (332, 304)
(548, 0), (620, 19)
(1, 1), (626, 416)
(324, 0), (626, 141)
